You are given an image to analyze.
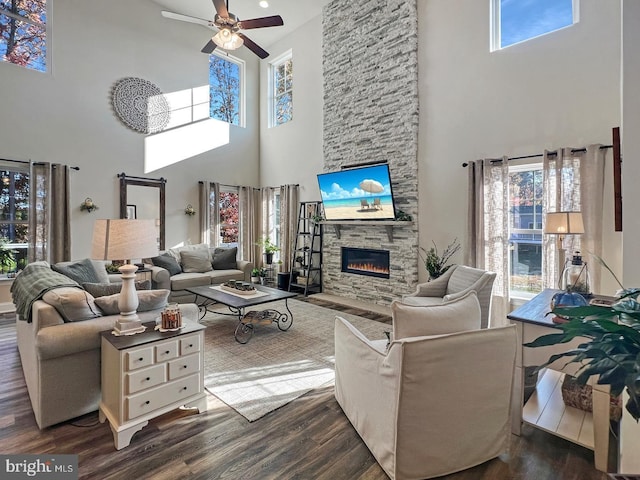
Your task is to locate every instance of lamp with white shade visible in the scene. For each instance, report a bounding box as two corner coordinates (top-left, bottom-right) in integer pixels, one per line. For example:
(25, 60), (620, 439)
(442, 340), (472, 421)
(91, 219), (158, 335)
(543, 211), (584, 288)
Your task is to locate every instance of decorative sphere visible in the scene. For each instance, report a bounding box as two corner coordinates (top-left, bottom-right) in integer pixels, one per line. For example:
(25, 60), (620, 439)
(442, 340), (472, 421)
(550, 291), (588, 323)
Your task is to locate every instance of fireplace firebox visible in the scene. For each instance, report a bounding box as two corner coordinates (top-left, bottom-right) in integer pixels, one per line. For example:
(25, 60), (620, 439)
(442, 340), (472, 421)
(341, 247), (390, 279)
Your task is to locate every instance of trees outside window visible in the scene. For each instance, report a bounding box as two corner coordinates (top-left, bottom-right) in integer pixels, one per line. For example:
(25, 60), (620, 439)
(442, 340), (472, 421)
(218, 188), (239, 247)
(0, 0), (47, 72)
(209, 53), (244, 126)
(0, 168), (28, 272)
(269, 50), (292, 127)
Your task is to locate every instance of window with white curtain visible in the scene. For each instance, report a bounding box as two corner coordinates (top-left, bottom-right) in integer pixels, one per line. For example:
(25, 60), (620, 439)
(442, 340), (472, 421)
(0, 164), (29, 273)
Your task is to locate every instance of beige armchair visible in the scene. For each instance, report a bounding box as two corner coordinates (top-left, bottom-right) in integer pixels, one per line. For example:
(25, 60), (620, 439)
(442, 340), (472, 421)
(334, 315), (517, 480)
(402, 265), (496, 328)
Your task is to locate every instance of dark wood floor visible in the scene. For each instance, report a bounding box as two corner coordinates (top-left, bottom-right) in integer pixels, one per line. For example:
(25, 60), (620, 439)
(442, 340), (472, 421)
(0, 303), (613, 480)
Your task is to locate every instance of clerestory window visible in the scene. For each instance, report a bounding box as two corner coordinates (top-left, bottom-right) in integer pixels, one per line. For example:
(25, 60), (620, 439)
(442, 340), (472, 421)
(209, 52), (245, 127)
(491, 0), (578, 51)
(268, 50), (293, 127)
(0, 0), (48, 72)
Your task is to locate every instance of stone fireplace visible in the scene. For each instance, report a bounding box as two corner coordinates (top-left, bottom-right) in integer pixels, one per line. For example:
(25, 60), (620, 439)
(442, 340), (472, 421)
(341, 247), (390, 279)
(321, 0), (419, 306)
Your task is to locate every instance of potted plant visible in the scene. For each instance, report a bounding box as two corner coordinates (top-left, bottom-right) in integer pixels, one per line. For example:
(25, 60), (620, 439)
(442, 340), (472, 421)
(0, 238), (15, 275)
(525, 257), (640, 421)
(256, 237), (279, 265)
(419, 238), (461, 280)
(250, 268), (262, 284)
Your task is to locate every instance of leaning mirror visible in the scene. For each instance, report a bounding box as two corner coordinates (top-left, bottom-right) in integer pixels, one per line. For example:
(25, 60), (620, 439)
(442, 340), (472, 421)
(118, 173), (166, 250)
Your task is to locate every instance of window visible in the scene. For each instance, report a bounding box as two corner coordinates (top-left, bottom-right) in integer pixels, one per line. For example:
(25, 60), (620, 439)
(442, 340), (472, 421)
(273, 192), (281, 262)
(508, 165), (543, 297)
(0, 166), (28, 273)
(269, 50), (293, 127)
(217, 186), (239, 248)
(209, 52), (245, 127)
(0, 0), (48, 72)
(492, 0), (577, 51)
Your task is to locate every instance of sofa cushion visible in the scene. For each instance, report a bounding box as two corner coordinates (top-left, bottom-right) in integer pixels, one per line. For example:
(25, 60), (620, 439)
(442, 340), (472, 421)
(180, 248), (213, 273)
(205, 269), (245, 285)
(170, 272), (212, 291)
(42, 287), (102, 323)
(151, 253), (182, 276)
(94, 289), (170, 315)
(166, 243), (209, 262)
(82, 280), (151, 298)
(52, 258), (109, 284)
(212, 247), (237, 270)
(393, 290), (481, 339)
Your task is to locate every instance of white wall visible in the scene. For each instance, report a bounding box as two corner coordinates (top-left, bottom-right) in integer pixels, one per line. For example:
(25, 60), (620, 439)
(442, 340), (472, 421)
(0, 0), (260, 259)
(419, 0), (622, 290)
(259, 15), (323, 201)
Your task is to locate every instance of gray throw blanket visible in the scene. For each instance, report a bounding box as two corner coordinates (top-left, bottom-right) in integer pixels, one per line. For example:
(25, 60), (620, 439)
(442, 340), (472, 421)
(11, 262), (80, 323)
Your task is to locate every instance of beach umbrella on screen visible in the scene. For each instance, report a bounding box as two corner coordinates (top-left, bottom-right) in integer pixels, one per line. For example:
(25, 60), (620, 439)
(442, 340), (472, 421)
(359, 179), (384, 195)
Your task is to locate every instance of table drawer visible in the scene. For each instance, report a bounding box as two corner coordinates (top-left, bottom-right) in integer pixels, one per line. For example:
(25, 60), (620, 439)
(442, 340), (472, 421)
(168, 353), (200, 380)
(126, 373), (201, 420)
(155, 340), (178, 362)
(180, 334), (201, 355)
(126, 346), (154, 371)
(126, 364), (166, 394)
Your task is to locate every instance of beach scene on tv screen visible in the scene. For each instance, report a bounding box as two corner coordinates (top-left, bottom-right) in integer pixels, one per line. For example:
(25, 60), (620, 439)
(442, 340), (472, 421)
(317, 164), (395, 220)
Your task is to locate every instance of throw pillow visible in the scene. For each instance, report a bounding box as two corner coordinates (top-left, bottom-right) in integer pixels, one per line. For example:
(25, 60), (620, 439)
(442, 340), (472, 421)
(151, 253), (182, 276)
(180, 248), (213, 273)
(392, 290), (481, 340)
(82, 280), (151, 298)
(212, 247), (237, 270)
(42, 287), (102, 323)
(94, 289), (170, 315)
(52, 258), (107, 284)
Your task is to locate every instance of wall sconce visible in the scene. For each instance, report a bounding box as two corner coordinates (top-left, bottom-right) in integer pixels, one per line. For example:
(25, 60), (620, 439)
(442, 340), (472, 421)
(80, 197), (99, 213)
(185, 204), (196, 216)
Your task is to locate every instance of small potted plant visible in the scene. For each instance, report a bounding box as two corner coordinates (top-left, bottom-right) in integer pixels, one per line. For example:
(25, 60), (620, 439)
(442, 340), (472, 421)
(256, 237), (279, 265)
(419, 238), (461, 280)
(250, 267), (262, 284)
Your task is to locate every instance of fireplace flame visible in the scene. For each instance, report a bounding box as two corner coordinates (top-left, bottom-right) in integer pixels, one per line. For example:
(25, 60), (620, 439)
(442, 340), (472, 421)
(347, 262), (390, 275)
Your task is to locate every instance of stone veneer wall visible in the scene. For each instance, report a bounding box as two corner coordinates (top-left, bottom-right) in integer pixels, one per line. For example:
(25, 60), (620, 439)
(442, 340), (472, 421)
(322, 0), (419, 305)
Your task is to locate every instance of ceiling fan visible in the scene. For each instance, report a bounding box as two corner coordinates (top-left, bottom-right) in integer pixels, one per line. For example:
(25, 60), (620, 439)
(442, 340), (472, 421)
(161, 0), (284, 59)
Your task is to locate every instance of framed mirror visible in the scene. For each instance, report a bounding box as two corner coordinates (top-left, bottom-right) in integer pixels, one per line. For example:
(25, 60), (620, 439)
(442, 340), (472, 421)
(118, 173), (166, 250)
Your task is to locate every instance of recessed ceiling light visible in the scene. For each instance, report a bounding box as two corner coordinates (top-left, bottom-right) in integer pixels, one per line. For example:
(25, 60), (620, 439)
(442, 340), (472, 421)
(259, 1), (269, 8)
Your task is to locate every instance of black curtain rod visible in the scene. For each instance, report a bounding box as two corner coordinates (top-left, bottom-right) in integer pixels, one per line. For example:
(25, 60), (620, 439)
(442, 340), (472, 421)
(0, 158), (80, 170)
(461, 144), (613, 167)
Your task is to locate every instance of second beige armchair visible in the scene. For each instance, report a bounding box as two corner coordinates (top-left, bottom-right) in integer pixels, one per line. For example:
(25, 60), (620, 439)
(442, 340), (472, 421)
(402, 265), (496, 328)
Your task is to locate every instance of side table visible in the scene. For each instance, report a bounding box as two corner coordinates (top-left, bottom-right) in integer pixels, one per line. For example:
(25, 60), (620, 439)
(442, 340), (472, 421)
(99, 321), (207, 449)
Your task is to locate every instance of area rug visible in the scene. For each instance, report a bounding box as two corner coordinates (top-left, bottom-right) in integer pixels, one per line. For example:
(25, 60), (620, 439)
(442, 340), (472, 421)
(201, 298), (390, 422)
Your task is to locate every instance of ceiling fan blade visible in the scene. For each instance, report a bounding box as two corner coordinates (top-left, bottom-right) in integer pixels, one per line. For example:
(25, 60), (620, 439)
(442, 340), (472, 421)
(212, 0), (229, 18)
(201, 39), (217, 54)
(238, 33), (269, 59)
(239, 15), (284, 29)
(161, 11), (214, 28)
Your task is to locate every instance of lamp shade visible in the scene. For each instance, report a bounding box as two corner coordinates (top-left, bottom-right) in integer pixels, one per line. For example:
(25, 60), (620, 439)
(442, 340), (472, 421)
(92, 219), (158, 261)
(212, 28), (244, 50)
(544, 211), (584, 235)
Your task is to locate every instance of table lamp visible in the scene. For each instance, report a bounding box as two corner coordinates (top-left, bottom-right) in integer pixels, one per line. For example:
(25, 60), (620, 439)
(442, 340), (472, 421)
(543, 211), (584, 288)
(92, 219), (158, 335)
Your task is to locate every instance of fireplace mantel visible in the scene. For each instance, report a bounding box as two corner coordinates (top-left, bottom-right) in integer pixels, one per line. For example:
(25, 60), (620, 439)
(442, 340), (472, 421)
(321, 220), (413, 242)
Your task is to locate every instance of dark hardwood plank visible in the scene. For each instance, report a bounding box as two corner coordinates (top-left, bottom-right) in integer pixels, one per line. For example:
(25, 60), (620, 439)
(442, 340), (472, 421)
(0, 309), (611, 480)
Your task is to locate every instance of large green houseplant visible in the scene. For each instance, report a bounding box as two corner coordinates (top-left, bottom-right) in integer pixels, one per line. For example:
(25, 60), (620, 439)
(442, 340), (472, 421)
(525, 258), (640, 421)
(419, 238), (461, 280)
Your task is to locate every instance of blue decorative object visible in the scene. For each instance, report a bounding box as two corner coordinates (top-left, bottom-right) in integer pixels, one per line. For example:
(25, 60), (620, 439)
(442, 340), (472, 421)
(550, 291), (588, 323)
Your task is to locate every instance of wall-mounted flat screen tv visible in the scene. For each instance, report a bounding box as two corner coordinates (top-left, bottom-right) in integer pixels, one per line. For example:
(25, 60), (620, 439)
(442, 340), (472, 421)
(317, 164), (397, 221)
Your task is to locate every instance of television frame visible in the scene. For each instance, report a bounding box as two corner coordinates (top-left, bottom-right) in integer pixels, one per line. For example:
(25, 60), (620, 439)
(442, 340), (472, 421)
(316, 163), (397, 221)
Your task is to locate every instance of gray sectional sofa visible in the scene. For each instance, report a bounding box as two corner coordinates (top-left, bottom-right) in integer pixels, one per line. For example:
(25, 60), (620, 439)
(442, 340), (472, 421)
(149, 244), (253, 303)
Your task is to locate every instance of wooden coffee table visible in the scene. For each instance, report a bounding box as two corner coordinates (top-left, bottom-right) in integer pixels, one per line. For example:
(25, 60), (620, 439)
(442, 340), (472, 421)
(185, 284), (297, 343)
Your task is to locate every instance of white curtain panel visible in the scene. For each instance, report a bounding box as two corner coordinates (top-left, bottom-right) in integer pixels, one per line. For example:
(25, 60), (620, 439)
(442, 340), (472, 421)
(543, 145), (605, 292)
(466, 158), (510, 327)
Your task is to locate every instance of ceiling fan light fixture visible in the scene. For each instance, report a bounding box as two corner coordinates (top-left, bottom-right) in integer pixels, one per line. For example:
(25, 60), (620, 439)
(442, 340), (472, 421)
(259, 1), (269, 8)
(212, 28), (244, 50)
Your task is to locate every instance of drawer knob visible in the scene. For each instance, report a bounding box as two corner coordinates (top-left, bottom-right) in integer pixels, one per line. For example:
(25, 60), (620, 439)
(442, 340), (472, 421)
(146, 377), (150, 381)
(138, 357), (143, 361)
(183, 365), (187, 369)
(189, 344), (193, 347)
(145, 400), (150, 405)
(182, 387), (187, 391)
(165, 350), (170, 354)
